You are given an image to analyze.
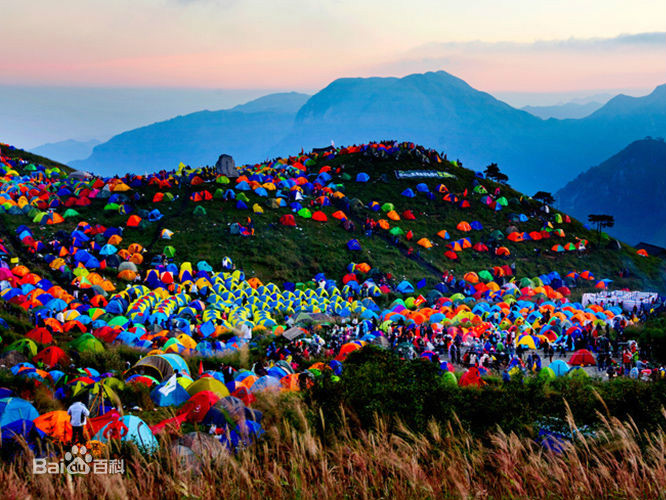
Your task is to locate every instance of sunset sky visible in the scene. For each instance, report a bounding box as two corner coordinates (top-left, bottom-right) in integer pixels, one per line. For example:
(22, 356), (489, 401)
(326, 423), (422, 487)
(2, 0), (664, 92)
(2, 0), (665, 149)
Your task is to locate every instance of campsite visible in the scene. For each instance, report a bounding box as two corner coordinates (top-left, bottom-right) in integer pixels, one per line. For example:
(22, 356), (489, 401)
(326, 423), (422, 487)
(0, 139), (666, 498)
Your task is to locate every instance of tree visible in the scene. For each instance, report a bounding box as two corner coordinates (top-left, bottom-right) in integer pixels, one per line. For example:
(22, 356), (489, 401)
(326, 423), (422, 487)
(533, 191), (555, 206)
(484, 163), (509, 184)
(588, 214), (615, 245)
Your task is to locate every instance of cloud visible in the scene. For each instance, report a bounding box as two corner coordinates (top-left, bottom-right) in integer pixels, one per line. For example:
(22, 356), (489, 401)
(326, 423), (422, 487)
(409, 32), (666, 55)
(360, 33), (666, 93)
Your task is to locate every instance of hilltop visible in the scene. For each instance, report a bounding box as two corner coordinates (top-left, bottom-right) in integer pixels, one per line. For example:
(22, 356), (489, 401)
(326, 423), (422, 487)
(5, 140), (665, 294)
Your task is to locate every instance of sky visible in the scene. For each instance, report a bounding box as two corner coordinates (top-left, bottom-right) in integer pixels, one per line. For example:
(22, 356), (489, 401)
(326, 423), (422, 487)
(1, 0), (665, 148)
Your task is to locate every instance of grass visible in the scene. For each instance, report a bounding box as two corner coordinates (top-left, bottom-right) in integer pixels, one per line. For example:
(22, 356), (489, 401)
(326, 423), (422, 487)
(3, 149), (665, 292)
(3, 394), (666, 499)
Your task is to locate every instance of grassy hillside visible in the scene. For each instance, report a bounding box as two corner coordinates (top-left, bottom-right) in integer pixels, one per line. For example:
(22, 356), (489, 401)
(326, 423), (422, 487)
(3, 143), (664, 295)
(1, 143), (72, 172)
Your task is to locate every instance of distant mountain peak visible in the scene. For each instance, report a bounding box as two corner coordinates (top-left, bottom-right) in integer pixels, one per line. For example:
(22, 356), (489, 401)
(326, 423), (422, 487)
(231, 92), (310, 114)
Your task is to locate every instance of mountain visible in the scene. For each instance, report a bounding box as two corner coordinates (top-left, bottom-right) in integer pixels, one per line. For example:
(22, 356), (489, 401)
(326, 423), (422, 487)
(230, 92), (310, 113)
(31, 139), (101, 164)
(73, 72), (666, 192)
(556, 138), (666, 246)
(71, 92), (310, 176)
(522, 101), (604, 119)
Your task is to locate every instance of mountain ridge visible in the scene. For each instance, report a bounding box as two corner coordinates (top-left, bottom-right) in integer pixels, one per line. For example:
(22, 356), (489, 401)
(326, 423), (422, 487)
(72, 71), (666, 191)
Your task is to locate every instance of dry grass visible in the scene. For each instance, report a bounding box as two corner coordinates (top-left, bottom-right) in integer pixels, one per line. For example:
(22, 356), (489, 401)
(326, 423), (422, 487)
(4, 400), (666, 500)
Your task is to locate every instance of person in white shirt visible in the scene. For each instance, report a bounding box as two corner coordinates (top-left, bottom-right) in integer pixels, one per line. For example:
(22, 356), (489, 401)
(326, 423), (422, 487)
(67, 400), (90, 444)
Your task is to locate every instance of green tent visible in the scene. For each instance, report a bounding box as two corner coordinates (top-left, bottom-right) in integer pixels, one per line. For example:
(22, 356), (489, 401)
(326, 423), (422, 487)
(70, 333), (105, 353)
(537, 367), (556, 381)
(297, 208), (312, 218)
(442, 371), (457, 387)
(216, 176), (230, 184)
(489, 230), (504, 240)
(63, 209), (80, 218)
(389, 227), (405, 236)
(5, 339), (38, 357)
(381, 202), (394, 213)
(478, 270), (494, 282)
(193, 205), (207, 216)
(519, 277), (534, 288)
(164, 246), (176, 258)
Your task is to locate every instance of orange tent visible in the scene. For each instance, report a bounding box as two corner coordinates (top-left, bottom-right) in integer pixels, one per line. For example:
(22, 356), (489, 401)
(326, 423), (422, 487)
(417, 238), (433, 249)
(127, 215), (142, 227)
(34, 411), (76, 442)
(387, 210), (401, 221)
(331, 211), (347, 220)
(456, 221), (471, 232)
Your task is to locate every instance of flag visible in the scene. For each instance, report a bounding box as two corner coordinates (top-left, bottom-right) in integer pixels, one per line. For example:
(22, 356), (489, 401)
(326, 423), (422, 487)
(417, 278), (427, 289)
(198, 360), (204, 377)
(158, 374), (177, 397)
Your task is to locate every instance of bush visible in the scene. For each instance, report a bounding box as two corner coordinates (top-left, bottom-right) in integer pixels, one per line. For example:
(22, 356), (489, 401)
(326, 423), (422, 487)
(309, 346), (666, 439)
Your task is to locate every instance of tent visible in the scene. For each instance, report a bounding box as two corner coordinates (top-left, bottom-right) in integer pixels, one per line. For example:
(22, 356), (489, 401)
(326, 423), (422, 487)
(347, 239), (362, 251)
(280, 214), (296, 227)
(569, 349), (596, 366)
(0, 397), (39, 427)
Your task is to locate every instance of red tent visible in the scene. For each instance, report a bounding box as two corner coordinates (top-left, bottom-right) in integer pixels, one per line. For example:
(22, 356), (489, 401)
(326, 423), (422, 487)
(459, 366), (485, 387)
(280, 214), (296, 226)
(26, 327), (53, 344)
(312, 211), (328, 222)
(33, 346), (69, 368)
(569, 349), (596, 366)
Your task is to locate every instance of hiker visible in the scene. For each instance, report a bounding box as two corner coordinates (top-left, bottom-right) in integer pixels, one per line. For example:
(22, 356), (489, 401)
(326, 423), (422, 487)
(67, 399), (90, 444)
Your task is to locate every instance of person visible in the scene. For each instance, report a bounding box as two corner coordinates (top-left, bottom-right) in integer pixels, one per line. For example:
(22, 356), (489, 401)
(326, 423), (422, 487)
(67, 399), (90, 444)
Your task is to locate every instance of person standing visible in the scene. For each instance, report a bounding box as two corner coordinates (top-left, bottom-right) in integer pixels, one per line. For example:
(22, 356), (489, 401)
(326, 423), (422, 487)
(67, 399), (90, 444)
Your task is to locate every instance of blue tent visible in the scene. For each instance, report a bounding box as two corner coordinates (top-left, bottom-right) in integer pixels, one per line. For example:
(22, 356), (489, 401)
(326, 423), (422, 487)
(416, 183), (429, 193)
(396, 280), (415, 294)
(150, 380), (191, 407)
(347, 239), (362, 251)
(356, 172), (370, 182)
(94, 415), (158, 453)
(401, 188), (415, 198)
(549, 359), (570, 377)
(0, 397), (39, 427)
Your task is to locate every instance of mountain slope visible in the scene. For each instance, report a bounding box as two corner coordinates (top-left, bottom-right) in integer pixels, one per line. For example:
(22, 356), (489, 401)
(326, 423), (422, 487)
(73, 72), (666, 191)
(522, 101), (603, 119)
(31, 138), (100, 164)
(72, 93), (309, 176)
(556, 138), (666, 246)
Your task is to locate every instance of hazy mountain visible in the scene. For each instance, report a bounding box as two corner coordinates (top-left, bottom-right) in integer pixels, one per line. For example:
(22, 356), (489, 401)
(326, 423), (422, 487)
(231, 92), (310, 113)
(522, 101), (604, 119)
(74, 72), (666, 192)
(71, 93), (308, 176)
(556, 138), (666, 246)
(31, 139), (101, 164)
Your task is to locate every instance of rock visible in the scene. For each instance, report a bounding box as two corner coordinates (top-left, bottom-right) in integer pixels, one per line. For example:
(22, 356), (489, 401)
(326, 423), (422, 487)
(215, 154), (238, 177)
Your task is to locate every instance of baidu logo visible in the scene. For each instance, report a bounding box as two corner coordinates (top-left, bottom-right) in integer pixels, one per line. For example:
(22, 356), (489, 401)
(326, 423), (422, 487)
(33, 445), (124, 475)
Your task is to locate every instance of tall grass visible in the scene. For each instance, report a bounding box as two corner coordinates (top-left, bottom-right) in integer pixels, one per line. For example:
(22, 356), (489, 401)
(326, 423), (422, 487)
(4, 396), (666, 499)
